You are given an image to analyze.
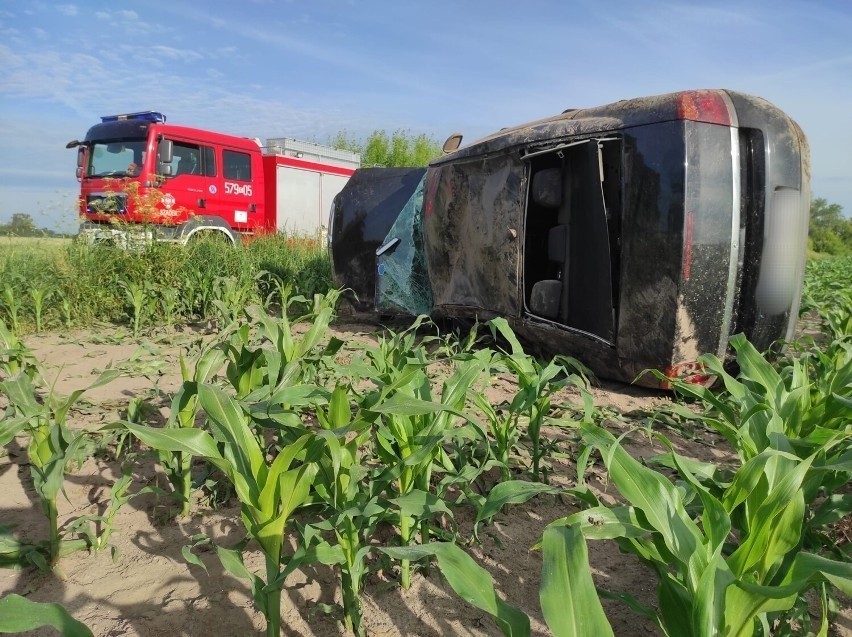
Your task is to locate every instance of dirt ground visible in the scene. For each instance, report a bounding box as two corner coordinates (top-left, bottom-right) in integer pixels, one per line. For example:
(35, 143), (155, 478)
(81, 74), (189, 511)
(0, 321), (848, 636)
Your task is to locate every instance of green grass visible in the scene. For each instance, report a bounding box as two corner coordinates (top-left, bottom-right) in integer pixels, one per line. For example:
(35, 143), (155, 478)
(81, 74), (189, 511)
(0, 234), (333, 333)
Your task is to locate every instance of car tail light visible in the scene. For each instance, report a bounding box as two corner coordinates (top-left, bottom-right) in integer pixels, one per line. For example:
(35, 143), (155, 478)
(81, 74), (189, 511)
(659, 361), (715, 390)
(676, 91), (731, 126)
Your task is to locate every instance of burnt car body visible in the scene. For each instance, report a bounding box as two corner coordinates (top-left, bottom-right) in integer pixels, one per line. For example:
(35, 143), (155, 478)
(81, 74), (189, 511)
(330, 90), (810, 387)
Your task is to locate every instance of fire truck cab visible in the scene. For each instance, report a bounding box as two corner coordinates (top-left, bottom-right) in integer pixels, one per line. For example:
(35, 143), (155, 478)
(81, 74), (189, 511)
(68, 111), (359, 244)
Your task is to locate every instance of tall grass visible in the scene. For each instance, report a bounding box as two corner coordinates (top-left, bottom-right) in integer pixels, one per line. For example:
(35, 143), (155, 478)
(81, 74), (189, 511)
(0, 235), (333, 333)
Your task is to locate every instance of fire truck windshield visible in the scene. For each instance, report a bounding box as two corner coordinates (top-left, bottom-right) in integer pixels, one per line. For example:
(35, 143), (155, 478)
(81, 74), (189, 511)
(87, 140), (146, 178)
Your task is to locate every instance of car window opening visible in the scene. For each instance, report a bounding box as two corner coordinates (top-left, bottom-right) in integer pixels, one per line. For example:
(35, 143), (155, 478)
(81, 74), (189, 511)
(523, 137), (622, 344)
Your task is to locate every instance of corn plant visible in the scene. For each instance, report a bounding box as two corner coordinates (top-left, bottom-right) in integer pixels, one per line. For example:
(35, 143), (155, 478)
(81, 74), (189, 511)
(655, 333), (852, 550)
(158, 286), (182, 329)
(1, 279), (24, 334)
(117, 277), (155, 337)
(0, 368), (120, 566)
(29, 282), (54, 333)
(668, 334), (851, 453)
(182, 267), (216, 320)
(151, 346), (226, 517)
(823, 290), (852, 338)
(110, 396), (154, 459)
(352, 315), (434, 390)
(0, 318), (38, 381)
(211, 274), (259, 325)
(60, 295), (74, 329)
(258, 271), (293, 311)
(290, 385), (382, 636)
(367, 357), (485, 589)
(222, 295), (339, 402)
(487, 317), (588, 482)
(123, 383), (324, 637)
(542, 422), (852, 637)
(64, 465), (159, 560)
(802, 257), (852, 339)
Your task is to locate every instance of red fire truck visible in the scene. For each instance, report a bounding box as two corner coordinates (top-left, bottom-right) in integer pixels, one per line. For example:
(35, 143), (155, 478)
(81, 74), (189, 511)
(66, 111), (360, 244)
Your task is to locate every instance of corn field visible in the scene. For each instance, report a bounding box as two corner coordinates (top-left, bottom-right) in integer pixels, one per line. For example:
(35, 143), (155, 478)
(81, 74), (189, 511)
(0, 247), (850, 636)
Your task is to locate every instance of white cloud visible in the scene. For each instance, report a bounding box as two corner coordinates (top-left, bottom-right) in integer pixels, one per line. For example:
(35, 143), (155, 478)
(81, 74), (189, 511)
(92, 9), (140, 21)
(0, 26), (22, 39)
(150, 45), (204, 62)
(0, 44), (24, 68)
(32, 27), (48, 40)
(55, 4), (78, 17)
(663, 3), (765, 28)
(91, 9), (155, 34)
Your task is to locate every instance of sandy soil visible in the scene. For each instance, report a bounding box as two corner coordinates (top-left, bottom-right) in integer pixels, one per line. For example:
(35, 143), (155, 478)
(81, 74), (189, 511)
(0, 322), (848, 636)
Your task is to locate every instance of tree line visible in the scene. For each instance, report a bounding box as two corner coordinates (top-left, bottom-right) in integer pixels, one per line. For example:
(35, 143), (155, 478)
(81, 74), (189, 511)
(0, 213), (68, 238)
(329, 129), (443, 168)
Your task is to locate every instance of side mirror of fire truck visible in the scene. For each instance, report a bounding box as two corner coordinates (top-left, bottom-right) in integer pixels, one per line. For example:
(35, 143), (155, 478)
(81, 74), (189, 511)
(157, 138), (174, 177)
(75, 146), (85, 180)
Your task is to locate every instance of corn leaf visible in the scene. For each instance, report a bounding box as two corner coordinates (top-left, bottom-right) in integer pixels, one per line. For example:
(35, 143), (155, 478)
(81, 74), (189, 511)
(581, 423), (707, 582)
(0, 594), (92, 637)
(727, 452), (813, 577)
(545, 505), (652, 542)
(1, 374), (41, 417)
(380, 542), (530, 637)
(53, 368), (123, 425)
(214, 545), (268, 614)
(327, 385), (351, 429)
(488, 317), (527, 357)
(122, 422), (223, 460)
(390, 489), (453, 518)
(756, 551), (852, 598)
(197, 383), (265, 497)
(540, 524), (614, 637)
(0, 414), (27, 448)
(258, 434), (315, 515)
(474, 480), (562, 532)
(194, 346), (227, 383)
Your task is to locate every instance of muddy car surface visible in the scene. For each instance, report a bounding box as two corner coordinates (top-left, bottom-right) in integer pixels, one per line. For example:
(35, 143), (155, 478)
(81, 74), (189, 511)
(330, 90), (810, 387)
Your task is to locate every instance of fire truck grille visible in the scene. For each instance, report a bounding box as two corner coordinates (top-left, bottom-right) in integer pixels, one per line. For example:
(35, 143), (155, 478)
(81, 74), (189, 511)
(86, 193), (128, 215)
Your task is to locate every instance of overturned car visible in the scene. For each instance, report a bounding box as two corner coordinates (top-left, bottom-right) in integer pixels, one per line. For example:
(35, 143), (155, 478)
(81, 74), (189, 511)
(329, 90), (810, 387)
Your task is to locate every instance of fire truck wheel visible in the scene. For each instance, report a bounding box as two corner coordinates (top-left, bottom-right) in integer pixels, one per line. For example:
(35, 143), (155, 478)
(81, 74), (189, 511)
(185, 229), (235, 246)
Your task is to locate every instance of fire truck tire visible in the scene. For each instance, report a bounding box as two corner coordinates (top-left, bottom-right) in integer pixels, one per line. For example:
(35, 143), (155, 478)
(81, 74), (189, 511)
(179, 216), (238, 246)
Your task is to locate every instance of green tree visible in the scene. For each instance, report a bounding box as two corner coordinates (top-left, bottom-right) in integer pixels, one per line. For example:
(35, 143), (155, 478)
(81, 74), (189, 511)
(2, 213), (38, 237)
(329, 129), (442, 167)
(809, 198), (851, 255)
(810, 198), (843, 229)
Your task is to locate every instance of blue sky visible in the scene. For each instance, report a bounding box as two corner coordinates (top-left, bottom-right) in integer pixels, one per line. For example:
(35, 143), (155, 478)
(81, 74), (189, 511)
(1, 0), (850, 232)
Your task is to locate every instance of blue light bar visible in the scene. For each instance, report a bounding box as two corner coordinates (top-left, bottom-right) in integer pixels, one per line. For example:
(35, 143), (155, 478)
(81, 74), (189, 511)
(100, 111), (166, 124)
